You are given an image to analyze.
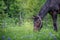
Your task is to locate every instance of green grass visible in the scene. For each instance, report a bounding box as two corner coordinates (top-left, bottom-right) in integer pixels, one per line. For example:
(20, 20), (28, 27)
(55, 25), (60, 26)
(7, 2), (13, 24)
(0, 14), (60, 40)
(1, 24), (60, 40)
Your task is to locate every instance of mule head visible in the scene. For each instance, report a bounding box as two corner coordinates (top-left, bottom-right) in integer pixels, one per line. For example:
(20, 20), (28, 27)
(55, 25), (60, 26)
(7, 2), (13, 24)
(33, 15), (43, 31)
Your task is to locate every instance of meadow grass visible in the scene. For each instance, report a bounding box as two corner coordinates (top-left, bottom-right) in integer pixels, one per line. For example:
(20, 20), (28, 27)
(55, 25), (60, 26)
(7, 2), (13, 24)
(0, 14), (60, 40)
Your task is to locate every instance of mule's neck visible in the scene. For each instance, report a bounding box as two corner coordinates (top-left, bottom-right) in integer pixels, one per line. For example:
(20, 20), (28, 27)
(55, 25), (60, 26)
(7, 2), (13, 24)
(38, 0), (50, 19)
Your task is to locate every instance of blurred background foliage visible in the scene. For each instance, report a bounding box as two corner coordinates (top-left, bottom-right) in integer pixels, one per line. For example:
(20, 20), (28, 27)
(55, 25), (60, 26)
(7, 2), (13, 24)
(0, 0), (46, 26)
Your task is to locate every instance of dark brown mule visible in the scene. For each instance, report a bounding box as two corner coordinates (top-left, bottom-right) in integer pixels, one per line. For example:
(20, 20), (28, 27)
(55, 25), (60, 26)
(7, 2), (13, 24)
(33, 0), (60, 31)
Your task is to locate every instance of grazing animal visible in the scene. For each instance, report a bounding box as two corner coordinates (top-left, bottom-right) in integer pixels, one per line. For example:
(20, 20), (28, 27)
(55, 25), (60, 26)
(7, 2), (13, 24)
(33, 0), (60, 31)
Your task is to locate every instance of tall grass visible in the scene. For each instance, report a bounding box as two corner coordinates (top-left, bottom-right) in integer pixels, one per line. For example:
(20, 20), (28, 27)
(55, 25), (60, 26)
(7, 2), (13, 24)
(0, 14), (60, 40)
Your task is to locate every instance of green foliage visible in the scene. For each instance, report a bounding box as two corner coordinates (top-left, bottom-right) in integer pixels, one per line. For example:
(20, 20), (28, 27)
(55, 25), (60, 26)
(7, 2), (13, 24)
(0, 0), (46, 20)
(0, 0), (46, 25)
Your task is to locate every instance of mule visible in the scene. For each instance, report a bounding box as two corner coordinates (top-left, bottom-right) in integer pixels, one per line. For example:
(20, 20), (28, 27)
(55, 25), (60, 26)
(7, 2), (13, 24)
(33, 0), (60, 31)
